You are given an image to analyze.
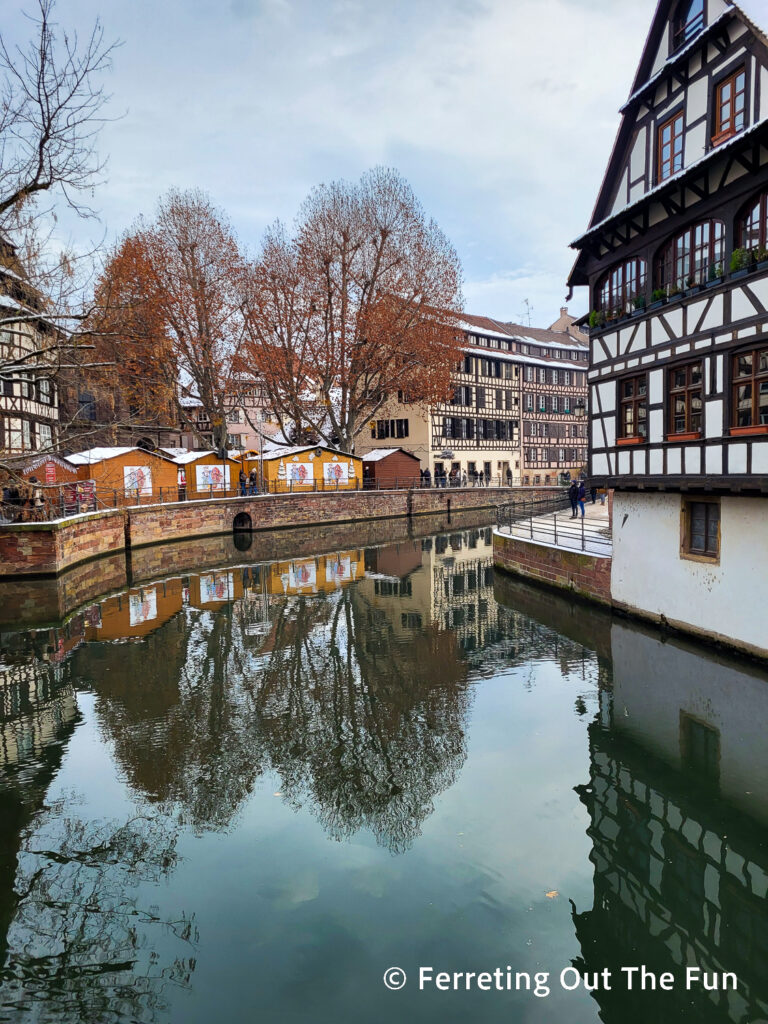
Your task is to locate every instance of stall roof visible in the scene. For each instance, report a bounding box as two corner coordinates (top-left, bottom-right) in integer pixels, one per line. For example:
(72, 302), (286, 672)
(66, 446), (176, 466)
(362, 448), (419, 463)
(261, 444), (357, 460)
(172, 450), (240, 465)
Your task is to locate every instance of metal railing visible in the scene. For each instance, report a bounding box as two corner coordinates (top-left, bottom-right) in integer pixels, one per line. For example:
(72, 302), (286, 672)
(496, 493), (612, 555)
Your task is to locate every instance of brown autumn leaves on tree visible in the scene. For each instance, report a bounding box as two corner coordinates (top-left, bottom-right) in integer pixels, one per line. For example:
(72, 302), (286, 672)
(93, 190), (248, 451)
(241, 167), (464, 451)
(95, 168), (464, 454)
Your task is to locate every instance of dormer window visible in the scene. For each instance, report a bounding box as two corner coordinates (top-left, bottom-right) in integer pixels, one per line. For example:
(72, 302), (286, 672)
(658, 112), (684, 181)
(713, 67), (746, 146)
(673, 0), (704, 51)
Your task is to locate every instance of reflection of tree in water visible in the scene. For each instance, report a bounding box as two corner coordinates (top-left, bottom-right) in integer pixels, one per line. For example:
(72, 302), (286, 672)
(0, 805), (196, 1024)
(82, 608), (266, 831)
(251, 587), (471, 853)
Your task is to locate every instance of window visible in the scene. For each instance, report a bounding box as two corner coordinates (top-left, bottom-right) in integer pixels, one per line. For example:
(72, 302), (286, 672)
(525, 366), (534, 382)
(396, 418), (409, 438)
(682, 499), (720, 560)
(597, 257), (647, 314)
(564, 371), (571, 386)
(37, 377), (52, 404)
(524, 393), (533, 411)
(504, 391), (513, 411)
(673, 0), (704, 50)
(668, 362), (703, 435)
(732, 347), (768, 430)
(77, 390), (96, 421)
(38, 422), (52, 448)
(619, 374), (648, 439)
(538, 368), (546, 384)
(739, 190), (768, 252)
(551, 396), (559, 413)
(656, 220), (725, 291)
(476, 387), (485, 409)
(463, 354), (473, 374)
(714, 67), (746, 145)
(22, 419), (32, 449)
(495, 389), (502, 410)
(658, 112), (684, 181)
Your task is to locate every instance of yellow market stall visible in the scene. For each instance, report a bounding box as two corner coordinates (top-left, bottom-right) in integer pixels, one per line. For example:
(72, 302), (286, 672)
(261, 445), (362, 493)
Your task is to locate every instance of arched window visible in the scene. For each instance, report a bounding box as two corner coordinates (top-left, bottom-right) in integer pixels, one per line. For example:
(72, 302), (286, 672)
(739, 191), (768, 252)
(673, 0), (704, 50)
(597, 257), (647, 314)
(655, 220), (725, 291)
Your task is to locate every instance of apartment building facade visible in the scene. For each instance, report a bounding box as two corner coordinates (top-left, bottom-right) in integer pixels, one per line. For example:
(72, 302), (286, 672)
(357, 311), (588, 484)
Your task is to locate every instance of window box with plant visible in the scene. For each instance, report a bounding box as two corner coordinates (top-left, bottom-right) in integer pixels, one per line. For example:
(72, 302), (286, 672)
(684, 274), (702, 296)
(649, 288), (667, 310)
(631, 294), (646, 317)
(730, 247), (753, 279)
(706, 262), (724, 287)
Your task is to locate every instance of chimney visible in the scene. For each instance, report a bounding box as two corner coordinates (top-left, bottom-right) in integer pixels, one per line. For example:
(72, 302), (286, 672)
(560, 306), (568, 317)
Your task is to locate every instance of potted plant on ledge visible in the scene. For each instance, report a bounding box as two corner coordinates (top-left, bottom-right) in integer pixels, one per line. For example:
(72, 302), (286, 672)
(754, 246), (768, 272)
(631, 294), (646, 316)
(730, 248), (752, 279)
(706, 262), (724, 288)
(685, 274), (702, 297)
(649, 288), (667, 310)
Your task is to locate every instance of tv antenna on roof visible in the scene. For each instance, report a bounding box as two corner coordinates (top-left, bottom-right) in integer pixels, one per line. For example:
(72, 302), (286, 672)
(518, 298), (533, 327)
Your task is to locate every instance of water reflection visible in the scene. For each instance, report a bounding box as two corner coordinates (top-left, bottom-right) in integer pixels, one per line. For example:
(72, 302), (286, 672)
(0, 523), (767, 1022)
(572, 622), (768, 1024)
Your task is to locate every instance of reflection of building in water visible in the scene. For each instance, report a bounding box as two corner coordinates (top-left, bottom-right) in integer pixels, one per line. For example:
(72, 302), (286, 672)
(266, 551), (364, 597)
(84, 578), (185, 641)
(358, 527), (501, 656)
(574, 623), (768, 1024)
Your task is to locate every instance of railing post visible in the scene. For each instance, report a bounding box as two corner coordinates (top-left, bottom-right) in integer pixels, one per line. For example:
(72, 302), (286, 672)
(581, 514), (585, 551)
(554, 514), (557, 546)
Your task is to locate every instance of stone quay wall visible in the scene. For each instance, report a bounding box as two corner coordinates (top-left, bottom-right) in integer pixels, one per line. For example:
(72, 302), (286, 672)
(0, 486), (562, 579)
(0, 509), (126, 579)
(493, 530), (612, 606)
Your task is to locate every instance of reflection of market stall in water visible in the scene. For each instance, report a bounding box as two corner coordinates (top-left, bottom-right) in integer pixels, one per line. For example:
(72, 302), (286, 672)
(266, 551), (364, 596)
(188, 571), (244, 610)
(83, 578), (185, 641)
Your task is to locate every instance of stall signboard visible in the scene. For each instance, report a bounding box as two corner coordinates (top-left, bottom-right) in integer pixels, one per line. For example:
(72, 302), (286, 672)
(323, 461), (349, 485)
(129, 588), (157, 627)
(124, 465), (153, 496)
(195, 464), (230, 492)
(287, 462), (314, 486)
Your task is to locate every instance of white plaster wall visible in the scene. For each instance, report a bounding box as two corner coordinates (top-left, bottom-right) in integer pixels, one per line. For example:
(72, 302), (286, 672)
(612, 491), (768, 653)
(610, 622), (768, 824)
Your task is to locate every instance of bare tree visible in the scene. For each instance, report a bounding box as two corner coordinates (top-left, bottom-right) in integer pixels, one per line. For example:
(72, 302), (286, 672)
(0, 0), (117, 231)
(242, 167), (464, 452)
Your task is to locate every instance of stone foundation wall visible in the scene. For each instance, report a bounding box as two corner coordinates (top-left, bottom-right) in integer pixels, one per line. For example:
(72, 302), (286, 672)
(0, 509), (125, 578)
(0, 486), (564, 578)
(493, 530), (612, 605)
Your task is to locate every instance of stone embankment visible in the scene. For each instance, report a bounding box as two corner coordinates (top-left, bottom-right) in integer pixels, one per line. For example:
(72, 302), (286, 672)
(0, 486), (560, 579)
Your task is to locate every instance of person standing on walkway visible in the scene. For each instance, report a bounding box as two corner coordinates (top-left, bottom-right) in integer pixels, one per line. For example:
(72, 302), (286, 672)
(577, 480), (586, 518)
(248, 468), (259, 495)
(568, 480), (579, 518)
(238, 469), (247, 496)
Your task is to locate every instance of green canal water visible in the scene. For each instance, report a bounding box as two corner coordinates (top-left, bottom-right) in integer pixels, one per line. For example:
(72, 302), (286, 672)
(1, 518), (767, 1023)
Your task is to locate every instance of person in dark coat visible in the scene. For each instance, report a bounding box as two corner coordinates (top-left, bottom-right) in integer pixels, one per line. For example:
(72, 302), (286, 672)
(568, 480), (579, 518)
(248, 468), (259, 495)
(424, 467), (431, 488)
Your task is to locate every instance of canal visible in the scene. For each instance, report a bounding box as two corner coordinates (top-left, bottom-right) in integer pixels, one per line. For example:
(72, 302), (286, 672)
(0, 516), (766, 1023)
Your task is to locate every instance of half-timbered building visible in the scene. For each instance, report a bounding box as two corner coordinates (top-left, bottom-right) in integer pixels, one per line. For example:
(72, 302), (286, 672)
(356, 312), (589, 485)
(0, 237), (59, 458)
(568, 0), (768, 657)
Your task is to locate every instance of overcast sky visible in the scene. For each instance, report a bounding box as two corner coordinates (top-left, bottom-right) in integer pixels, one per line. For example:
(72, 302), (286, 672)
(9, 0), (655, 326)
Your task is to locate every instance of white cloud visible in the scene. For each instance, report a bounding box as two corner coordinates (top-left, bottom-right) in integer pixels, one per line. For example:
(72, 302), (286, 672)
(9, 0), (657, 322)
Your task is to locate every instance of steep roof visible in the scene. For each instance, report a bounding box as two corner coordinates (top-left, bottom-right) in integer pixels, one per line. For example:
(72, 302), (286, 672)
(261, 443), (357, 461)
(459, 311), (588, 350)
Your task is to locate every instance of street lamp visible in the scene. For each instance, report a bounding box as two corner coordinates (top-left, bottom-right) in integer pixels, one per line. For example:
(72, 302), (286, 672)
(574, 399), (587, 420)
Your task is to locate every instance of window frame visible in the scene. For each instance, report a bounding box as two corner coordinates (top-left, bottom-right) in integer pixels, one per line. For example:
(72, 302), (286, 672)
(738, 190), (768, 252)
(668, 360), (704, 438)
(596, 257), (648, 315)
(730, 345), (768, 433)
(680, 497), (720, 563)
(672, 0), (705, 52)
(657, 111), (685, 183)
(617, 373), (649, 443)
(655, 219), (725, 291)
(713, 65), (746, 146)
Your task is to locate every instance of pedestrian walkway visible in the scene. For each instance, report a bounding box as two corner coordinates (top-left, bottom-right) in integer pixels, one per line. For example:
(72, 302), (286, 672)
(496, 500), (611, 556)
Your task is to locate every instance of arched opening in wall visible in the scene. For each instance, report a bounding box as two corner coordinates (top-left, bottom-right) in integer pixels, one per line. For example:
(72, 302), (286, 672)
(137, 437), (158, 452)
(233, 511), (252, 533)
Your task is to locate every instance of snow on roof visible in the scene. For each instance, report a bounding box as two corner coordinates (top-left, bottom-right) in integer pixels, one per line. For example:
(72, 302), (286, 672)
(620, 10), (730, 113)
(362, 448), (419, 463)
(172, 450), (240, 465)
(573, 116), (768, 246)
(261, 443), (356, 460)
(66, 446), (175, 465)
(461, 344), (586, 369)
